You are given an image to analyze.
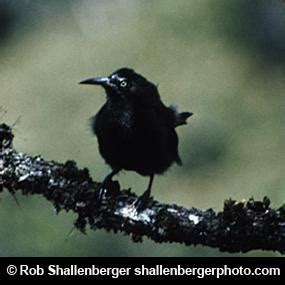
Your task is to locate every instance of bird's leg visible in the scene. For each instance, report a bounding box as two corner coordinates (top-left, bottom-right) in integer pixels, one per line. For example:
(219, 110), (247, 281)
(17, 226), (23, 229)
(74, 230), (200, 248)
(98, 169), (120, 200)
(133, 174), (154, 212)
(102, 169), (120, 187)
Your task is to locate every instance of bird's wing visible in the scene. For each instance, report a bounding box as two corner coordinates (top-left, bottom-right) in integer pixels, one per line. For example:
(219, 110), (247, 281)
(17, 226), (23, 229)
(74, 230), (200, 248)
(150, 101), (184, 166)
(150, 99), (176, 127)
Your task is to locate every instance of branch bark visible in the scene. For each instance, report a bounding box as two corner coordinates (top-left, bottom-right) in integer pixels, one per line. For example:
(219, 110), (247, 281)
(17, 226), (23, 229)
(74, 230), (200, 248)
(1, 123), (285, 254)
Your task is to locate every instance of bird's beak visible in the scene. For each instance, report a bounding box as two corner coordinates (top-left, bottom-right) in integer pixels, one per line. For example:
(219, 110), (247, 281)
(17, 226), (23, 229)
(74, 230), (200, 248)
(79, 76), (110, 87)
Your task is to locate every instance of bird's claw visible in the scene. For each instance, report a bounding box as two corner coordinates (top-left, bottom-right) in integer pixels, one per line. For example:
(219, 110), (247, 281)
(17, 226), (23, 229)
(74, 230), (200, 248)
(98, 177), (120, 201)
(98, 187), (108, 201)
(133, 190), (152, 212)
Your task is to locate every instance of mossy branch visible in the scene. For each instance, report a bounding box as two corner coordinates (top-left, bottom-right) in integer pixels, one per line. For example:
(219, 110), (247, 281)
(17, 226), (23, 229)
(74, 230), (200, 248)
(1, 123), (285, 254)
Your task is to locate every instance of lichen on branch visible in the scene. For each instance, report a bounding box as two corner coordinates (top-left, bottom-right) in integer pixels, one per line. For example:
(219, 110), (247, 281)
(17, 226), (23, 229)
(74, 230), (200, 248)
(1, 123), (285, 254)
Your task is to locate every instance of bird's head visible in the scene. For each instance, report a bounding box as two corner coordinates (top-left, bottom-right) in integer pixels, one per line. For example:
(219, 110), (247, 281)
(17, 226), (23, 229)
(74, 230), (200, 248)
(79, 68), (158, 100)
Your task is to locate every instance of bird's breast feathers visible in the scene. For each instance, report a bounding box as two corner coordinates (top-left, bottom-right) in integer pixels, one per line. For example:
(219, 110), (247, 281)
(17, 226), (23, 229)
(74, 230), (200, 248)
(95, 103), (134, 134)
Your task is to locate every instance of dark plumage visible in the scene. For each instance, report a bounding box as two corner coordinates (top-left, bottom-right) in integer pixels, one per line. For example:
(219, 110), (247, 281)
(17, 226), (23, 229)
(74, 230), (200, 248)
(80, 68), (192, 210)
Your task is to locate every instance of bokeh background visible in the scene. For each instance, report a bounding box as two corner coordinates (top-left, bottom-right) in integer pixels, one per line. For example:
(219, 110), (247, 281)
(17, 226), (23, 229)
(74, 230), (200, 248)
(0, 0), (284, 257)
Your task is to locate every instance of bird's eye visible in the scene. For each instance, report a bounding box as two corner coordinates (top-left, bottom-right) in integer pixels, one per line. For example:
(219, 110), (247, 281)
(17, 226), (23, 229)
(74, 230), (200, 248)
(120, 80), (128, 88)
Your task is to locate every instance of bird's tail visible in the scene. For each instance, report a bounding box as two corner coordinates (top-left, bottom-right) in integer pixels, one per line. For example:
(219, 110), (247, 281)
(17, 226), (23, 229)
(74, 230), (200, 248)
(174, 111), (193, 127)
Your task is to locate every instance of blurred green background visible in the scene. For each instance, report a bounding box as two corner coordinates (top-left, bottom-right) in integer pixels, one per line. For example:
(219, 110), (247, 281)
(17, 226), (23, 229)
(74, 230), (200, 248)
(0, 0), (284, 257)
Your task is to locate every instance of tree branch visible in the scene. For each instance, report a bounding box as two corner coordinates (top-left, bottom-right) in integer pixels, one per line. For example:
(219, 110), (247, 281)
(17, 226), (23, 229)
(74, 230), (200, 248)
(1, 123), (285, 254)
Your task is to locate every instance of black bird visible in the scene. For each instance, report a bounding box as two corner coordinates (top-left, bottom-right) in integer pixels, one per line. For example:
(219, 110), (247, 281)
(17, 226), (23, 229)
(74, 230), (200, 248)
(80, 68), (192, 210)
